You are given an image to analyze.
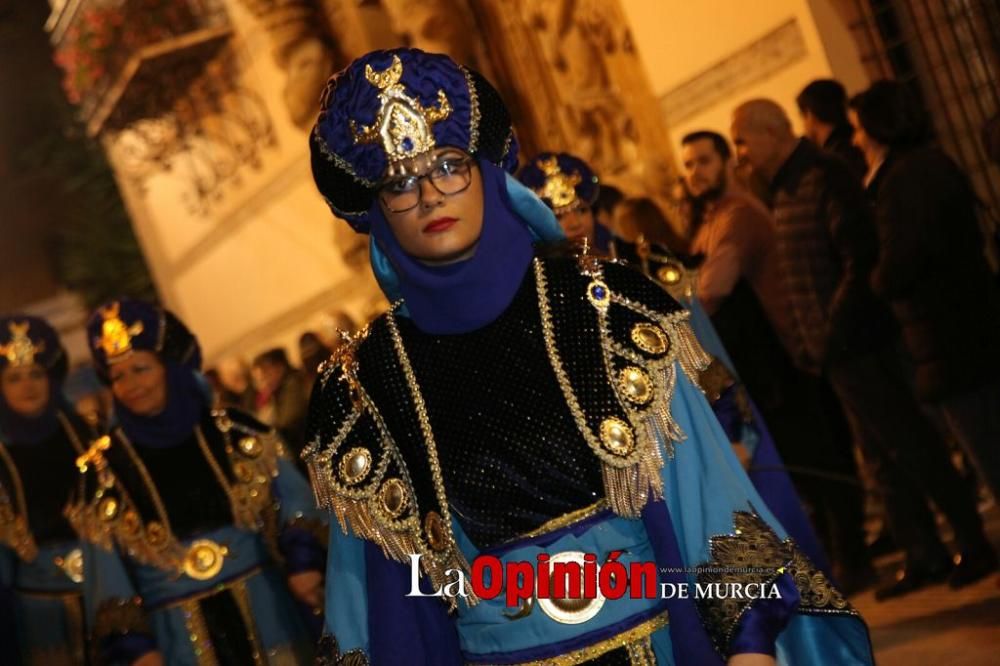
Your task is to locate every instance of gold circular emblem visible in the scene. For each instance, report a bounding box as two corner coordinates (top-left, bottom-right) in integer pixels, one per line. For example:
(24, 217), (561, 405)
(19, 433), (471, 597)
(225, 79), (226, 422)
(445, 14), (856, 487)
(630, 323), (670, 356)
(618, 366), (653, 405)
(146, 521), (168, 549)
(424, 511), (448, 552)
(656, 262), (684, 286)
(238, 436), (262, 458)
(536, 551), (606, 624)
(339, 448), (372, 486)
(183, 539), (228, 580)
(99, 497), (119, 521)
(379, 478), (408, 518)
(600, 417), (635, 456)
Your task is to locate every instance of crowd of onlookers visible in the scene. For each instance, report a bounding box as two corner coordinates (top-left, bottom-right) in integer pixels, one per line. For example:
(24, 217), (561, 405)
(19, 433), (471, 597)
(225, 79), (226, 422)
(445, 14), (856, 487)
(599, 77), (1000, 601)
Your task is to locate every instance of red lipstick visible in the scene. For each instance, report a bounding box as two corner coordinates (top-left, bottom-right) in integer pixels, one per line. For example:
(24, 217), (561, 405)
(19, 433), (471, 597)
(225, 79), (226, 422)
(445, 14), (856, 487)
(424, 217), (458, 233)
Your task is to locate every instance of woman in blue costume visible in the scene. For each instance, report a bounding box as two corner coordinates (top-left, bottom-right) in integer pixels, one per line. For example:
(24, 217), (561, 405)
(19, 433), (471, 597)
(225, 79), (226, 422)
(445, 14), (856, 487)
(306, 48), (873, 665)
(0, 316), (92, 665)
(68, 299), (325, 665)
(518, 154), (831, 580)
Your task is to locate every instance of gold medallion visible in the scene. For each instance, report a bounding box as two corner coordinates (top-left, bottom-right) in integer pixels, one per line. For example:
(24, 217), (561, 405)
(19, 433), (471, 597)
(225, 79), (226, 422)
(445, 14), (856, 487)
(183, 539), (228, 580)
(600, 418), (635, 457)
(379, 478), (407, 518)
(656, 261), (684, 286)
(618, 366), (653, 405)
(237, 436), (262, 458)
(339, 447), (372, 486)
(424, 511), (448, 552)
(630, 323), (669, 356)
(536, 551), (606, 624)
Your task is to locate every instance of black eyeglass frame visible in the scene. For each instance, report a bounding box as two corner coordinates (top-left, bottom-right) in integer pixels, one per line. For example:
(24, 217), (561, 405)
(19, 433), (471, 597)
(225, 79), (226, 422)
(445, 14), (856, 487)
(378, 154), (476, 213)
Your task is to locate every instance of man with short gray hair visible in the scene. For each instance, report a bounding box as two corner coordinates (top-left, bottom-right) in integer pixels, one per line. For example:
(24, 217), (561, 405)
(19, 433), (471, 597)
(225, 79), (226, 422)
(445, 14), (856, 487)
(731, 99), (993, 600)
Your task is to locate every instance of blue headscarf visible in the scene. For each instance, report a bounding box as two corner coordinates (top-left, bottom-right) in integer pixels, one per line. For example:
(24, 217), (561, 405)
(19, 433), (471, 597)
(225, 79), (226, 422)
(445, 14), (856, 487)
(87, 299), (207, 448)
(0, 315), (68, 444)
(368, 161), (563, 334)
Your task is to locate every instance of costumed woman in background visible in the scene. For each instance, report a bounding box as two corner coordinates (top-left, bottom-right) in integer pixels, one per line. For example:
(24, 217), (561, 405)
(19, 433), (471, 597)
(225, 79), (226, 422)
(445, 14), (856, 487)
(518, 153), (832, 581)
(306, 48), (873, 665)
(68, 299), (325, 665)
(0, 316), (92, 665)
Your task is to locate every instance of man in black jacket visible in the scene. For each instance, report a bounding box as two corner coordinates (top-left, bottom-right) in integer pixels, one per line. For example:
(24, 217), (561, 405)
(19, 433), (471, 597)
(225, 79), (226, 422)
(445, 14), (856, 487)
(797, 79), (867, 180)
(851, 80), (1000, 535)
(731, 98), (995, 600)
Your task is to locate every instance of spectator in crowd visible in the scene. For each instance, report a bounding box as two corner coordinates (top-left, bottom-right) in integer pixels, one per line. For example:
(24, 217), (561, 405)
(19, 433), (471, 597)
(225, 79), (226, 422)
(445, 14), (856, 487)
(732, 98), (995, 599)
(252, 347), (309, 461)
(298, 331), (332, 393)
(680, 129), (873, 591)
(797, 79), (867, 179)
(850, 80), (1000, 510)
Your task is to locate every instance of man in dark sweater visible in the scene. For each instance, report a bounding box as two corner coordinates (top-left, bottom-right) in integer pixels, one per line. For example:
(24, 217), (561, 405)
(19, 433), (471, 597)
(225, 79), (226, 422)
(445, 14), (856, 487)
(731, 99), (995, 600)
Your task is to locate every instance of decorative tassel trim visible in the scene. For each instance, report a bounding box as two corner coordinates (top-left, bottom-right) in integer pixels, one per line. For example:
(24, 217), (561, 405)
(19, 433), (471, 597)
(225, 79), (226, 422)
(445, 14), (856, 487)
(534, 258), (713, 518)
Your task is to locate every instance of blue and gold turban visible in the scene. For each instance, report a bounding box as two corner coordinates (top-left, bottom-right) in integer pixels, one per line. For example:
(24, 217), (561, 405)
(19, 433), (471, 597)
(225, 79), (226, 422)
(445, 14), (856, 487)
(518, 152), (600, 214)
(86, 299), (201, 378)
(0, 316), (67, 383)
(310, 48), (519, 232)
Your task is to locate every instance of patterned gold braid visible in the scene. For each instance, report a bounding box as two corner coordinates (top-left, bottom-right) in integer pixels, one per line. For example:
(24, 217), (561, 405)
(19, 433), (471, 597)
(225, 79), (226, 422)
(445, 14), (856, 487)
(66, 416), (282, 576)
(696, 509), (858, 656)
(0, 441), (36, 562)
(0, 411), (89, 563)
(386, 312), (479, 607)
(533, 258), (711, 517)
(478, 611), (668, 666)
(461, 65), (481, 154)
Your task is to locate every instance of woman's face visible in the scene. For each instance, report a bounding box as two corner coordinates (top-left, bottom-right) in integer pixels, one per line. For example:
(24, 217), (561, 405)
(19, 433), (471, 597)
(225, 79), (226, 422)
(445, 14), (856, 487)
(557, 205), (596, 244)
(109, 350), (168, 416)
(0, 364), (50, 418)
(378, 147), (484, 263)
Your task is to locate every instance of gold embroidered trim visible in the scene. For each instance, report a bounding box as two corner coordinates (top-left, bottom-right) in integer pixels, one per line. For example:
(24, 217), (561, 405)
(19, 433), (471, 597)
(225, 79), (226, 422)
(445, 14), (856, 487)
(0, 441), (36, 562)
(478, 611), (668, 666)
(533, 258), (711, 518)
(312, 125), (378, 188)
(316, 633), (370, 666)
(0, 412), (87, 563)
(505, 500), (608, 544)
(66, 413), (283, 577)
(696, 510), (858, 656)
(181, 596), (217, 666)
(231, 578), (267, 666)
(386, 313), (479, 608)
(306, 315), (475, 611)
(462, 66), (481, 154)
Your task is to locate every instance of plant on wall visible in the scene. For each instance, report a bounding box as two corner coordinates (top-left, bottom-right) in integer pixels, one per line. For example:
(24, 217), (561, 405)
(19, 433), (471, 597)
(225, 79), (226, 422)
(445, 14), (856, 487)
(21, 124), (157, 308)
(53, 0), (198, 105)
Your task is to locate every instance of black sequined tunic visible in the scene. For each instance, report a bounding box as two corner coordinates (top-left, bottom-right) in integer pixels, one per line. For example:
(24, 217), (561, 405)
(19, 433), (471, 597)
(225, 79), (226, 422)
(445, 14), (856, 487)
(311, 256), (687, 552)
(0, 412), (87, 548)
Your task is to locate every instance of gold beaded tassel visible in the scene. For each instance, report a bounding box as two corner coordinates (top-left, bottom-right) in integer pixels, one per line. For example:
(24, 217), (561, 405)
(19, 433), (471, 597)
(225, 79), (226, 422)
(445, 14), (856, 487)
(672, 318), (713, 383)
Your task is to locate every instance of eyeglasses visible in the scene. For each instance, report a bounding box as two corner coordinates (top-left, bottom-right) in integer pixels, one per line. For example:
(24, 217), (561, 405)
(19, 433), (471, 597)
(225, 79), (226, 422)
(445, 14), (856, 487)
(378, 155), (474, 213)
